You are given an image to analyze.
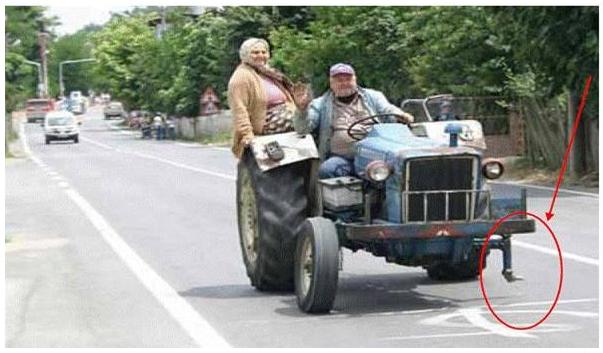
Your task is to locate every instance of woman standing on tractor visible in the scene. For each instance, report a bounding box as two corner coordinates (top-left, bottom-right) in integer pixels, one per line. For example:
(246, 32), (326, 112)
(229, 38), (313, 292)
(228, 37), (310, 158)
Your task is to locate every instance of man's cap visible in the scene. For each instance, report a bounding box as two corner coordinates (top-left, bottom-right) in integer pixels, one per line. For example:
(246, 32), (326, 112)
(440, 101), (452, 108)
(329, 63), (355, 77)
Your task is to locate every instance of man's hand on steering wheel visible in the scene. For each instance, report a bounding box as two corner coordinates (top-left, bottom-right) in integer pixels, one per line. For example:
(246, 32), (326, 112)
(397, 111), (414, 124)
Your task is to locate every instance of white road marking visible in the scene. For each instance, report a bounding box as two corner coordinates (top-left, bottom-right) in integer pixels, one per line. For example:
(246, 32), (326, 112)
(493, 309), (598, 319)
(513, 240), (598, 266)
(413, 298), (598, 341)
(461, 307), (534, 337)
(380, 327), (571, 341)
(176, 142), (203, 148)
(19, 123), (231, 348)
(81, 137), (115, 151)
(82, 136), (235, 181)
(423, 307), (534, 338)
(491, 180), (598, 198)
(6, 237), (69, 253)
(366, 308), (444, 316)
(175, 142), (230, 151)
(500, 298), (598, 308)
(64, 188), (230, 347)
(129, 151), (236, 181)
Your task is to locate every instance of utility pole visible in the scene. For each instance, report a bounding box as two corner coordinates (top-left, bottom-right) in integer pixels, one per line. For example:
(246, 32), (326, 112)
(37, 31), (50, 97)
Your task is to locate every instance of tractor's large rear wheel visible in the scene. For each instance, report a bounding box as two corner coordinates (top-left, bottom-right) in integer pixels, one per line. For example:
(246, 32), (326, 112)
(237, 149), (309, 291)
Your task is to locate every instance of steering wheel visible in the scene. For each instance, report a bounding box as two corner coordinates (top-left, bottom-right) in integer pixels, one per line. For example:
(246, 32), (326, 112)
(346, 113), (411, 141)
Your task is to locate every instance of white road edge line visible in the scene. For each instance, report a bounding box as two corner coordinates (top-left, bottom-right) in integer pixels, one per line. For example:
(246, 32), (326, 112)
(513, 240), (599, 266)
(63, 189), (230, 347)
(490, 180), (598, 198)
(19, 124), (231, 348)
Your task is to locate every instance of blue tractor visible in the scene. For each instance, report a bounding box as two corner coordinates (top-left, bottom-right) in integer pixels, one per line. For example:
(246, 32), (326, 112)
(236, 99), (535, 314)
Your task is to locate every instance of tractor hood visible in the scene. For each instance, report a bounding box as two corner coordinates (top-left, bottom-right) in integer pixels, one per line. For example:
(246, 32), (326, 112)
(354, 124), (482, 179)
(412, 120), (486, 150)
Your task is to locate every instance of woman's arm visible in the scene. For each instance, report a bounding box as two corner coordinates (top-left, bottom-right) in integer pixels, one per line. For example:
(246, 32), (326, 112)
(228, 71), (255, 146)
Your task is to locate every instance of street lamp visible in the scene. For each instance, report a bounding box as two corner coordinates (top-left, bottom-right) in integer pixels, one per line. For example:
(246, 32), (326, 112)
(23, 60), (43, 97)
(59, 58), (96, 97)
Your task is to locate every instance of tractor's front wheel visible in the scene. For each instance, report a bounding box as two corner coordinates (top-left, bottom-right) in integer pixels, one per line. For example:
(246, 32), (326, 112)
(294, 217), (339, 313)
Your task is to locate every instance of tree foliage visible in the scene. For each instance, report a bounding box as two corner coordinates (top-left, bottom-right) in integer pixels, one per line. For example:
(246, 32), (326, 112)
(5, 6), (55, 111)
(6, 6), (599, 171)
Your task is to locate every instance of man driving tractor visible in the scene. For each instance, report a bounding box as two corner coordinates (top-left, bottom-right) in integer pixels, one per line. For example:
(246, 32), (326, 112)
(294, 63), (414, 178)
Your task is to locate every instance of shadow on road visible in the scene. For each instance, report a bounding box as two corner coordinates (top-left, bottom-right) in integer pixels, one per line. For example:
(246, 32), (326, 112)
(285, 272), (514, 317)
(179, 284), (286, 299)
(179, 272), (512, 318)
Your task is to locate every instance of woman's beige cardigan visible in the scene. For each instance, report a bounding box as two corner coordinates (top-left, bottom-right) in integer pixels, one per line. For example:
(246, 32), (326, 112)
(227, 63), (295, 159)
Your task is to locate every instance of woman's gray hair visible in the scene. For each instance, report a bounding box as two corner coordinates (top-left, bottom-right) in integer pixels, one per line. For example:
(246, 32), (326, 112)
(239, 38), (270, 64)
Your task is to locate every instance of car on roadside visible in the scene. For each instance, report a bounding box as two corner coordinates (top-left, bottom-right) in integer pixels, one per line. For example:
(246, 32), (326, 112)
(25, 98), (55, 123)
(43, 111), (79, 144)
(104, 101), (126, 120)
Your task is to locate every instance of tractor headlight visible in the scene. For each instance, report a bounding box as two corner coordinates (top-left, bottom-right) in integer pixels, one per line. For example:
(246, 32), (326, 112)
(482, 159), (504, 180)
(366, 161), (391, 182)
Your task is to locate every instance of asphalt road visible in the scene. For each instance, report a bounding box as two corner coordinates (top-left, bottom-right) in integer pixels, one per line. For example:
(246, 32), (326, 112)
(6, 107), (599, 347)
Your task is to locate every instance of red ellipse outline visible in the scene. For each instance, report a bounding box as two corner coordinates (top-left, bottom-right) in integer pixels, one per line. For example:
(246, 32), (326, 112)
(478, 211), (564, 330)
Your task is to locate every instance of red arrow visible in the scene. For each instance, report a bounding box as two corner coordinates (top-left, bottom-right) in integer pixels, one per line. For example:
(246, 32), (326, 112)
(545, 75), (593, 221)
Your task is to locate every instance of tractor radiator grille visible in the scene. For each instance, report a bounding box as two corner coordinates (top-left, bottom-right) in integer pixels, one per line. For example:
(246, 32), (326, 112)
(405, 157), (475, 222)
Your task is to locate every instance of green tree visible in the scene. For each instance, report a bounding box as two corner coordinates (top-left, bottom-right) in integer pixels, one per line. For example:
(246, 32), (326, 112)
(489, 6), (598, 172)
(47, 25), (101, 97)
(5, 6), (53, 111)
(91, 15), (158, 110)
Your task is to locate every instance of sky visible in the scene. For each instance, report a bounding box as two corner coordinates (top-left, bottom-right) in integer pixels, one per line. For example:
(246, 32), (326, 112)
(45, 6), (135, 36)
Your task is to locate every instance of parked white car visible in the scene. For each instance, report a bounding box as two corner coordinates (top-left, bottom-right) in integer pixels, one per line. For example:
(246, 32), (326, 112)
(43, 111), (79, 144)
(103, 101), (126, 119)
